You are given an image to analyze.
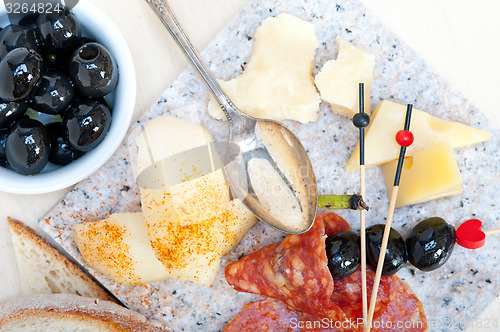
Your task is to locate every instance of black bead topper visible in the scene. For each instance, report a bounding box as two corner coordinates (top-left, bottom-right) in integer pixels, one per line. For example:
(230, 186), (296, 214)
(352, 113), (370, 128)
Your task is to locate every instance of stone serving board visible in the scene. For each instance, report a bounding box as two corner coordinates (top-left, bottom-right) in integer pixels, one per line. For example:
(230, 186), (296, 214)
(40, 0), (500, 331)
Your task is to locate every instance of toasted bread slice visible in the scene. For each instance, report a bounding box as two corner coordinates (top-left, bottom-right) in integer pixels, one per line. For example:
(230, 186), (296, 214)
(7, 218), (115, 302)
(0, 294), (168, 331)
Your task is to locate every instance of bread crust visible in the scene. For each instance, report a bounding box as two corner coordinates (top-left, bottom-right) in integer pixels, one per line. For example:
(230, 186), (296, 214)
(7, 218), (116, 302)
(0, 294), (169, 331)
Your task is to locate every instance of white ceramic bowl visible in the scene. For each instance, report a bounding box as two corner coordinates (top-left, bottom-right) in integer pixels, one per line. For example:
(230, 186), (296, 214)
(0, 0), (136, 194)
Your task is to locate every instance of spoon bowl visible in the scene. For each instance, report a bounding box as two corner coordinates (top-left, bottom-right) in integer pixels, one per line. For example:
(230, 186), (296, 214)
(224, 112), (317, 234)
(148, 0), (317, 233)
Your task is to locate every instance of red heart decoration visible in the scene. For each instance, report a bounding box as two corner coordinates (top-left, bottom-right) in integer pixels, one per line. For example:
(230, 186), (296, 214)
(456, 219), (486, 249)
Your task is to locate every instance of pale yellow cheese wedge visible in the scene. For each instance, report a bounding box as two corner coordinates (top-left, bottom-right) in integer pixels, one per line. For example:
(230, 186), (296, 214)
(140, 185), (227, 286)
(221, 199), (258, 256)
(208, 13), (320, 123)
(139, 172), (234, 286)
(134, 114), (214, 178)
(141, 170), (229, 227)
(73, 198), (256, 287)
(144, 213), (226, 286)
(345, 100), (491, 172)
(134, 116), (228, 285)
(315, 36), (374, 117)
(382, 143), (463, 208)
(135, 114), (230, 227)
(73, 213), (169, 285)
(134, 115), (259, 286)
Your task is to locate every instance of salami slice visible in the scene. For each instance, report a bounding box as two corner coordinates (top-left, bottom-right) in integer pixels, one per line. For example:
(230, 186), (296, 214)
(321, 212), (352, 237)
(225, 213), (427, 332)
(225, 213), (349, 322)
(330, 270), (427, 331)
(224, 298), (302, 332)
(300, 270), (427, 331)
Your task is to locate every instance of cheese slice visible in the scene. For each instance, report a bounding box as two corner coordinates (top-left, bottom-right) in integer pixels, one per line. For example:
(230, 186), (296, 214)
(73, 213), (169, 285)
(382, 143), (463, 208)
(74, 199), (257, 287)
(221, 199), (258, 256)
(315, 36), (375, 117)
(134, 115), (213, 176)
(133, 115), (228, 285)
(345, 100), (491, 172)
(144, 211), (226, 286)
(135, 114), (230, 227)
(208, 13), (320, 123)
(141, 170), (229, 227)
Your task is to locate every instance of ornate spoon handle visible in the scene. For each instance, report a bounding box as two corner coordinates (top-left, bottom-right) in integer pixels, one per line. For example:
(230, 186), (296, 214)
(146, 0), (238, 122)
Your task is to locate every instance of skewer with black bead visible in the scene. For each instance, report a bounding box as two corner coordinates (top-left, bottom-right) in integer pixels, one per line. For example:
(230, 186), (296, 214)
(366, 104), (413, 332)
(352, 83), (370, 330)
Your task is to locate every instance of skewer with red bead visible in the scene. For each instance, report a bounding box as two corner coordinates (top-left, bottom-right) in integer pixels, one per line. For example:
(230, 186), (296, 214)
(366, 104), (413, 331)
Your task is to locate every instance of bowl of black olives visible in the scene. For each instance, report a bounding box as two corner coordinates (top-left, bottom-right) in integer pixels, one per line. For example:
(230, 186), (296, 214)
(0, 1), (136, 194)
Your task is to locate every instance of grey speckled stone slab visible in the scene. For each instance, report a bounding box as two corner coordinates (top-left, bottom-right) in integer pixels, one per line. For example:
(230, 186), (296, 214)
(40, 0), (499, 331)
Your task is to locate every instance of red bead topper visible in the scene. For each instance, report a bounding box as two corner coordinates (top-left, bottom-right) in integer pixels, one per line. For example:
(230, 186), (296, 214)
(396, 130), (414, 147)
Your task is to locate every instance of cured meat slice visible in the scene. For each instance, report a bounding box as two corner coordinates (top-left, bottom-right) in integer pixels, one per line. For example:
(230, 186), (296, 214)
(225, 213), (427, 332)
(224, 298), (302, 332)
(300, 270), (427, 331)
(330, 270), (427, 331)
(225, 213), (350, 322)
(321, 212), (351, 236)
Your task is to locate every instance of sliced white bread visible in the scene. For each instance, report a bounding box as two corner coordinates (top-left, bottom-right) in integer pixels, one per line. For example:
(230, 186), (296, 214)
(7, 218), (115, 302)
(0, 293), (168, 331)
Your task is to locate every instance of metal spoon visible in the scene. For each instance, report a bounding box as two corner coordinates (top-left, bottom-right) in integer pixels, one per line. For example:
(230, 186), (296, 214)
(147, 0), (317, 234)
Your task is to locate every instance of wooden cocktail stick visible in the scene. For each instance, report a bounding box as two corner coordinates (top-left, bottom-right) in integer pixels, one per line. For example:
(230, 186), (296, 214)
(366, 104), (413, 331)
(352, 83), (370, 331)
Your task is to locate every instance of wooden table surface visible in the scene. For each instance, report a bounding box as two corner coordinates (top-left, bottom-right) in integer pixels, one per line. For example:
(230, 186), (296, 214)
(1, 0), (499, 328)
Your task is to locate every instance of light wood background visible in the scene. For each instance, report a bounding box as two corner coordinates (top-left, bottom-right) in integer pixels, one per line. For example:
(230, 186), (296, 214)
(1, 0), (499, 328)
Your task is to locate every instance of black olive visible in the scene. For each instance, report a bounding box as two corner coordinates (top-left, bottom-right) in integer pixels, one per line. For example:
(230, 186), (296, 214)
(0, 129), (8, 166)
(46, 36), (97, 72)
(0, 48), (43, 101)
(29, 70), (74, 115)
(0, 100), (28, 129)
(62, 99), (111, 152)
(5, 118), (50, 174)
(325, 231), (361, 280)
(406, 217), (456, 272)
(46, 122), (82, 165)
(365, 224), (407, 276)
(36, 7), (81, 54)
(18, 14), (41, 29)
(0, 24), (39, 59)
(68, 42), (118, 97)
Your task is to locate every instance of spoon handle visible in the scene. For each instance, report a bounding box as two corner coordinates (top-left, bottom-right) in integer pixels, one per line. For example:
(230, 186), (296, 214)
(146, 0), (238, 122)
